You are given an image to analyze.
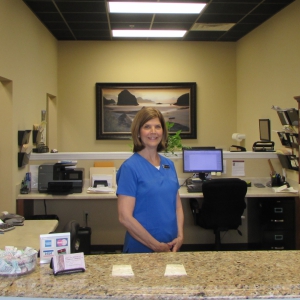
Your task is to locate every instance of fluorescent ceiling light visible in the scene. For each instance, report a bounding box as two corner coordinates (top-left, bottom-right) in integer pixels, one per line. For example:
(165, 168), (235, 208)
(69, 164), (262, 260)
(112, 30), (186, 38)
(191, 23), (235, 31)
(109, 2), (206, 14)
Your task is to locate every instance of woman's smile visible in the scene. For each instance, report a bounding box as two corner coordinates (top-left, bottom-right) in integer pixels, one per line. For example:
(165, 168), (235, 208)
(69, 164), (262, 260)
(140, 118), (163, 148)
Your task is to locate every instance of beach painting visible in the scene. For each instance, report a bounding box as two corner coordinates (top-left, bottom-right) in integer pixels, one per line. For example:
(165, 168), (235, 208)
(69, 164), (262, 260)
(96, 82), (196, 140)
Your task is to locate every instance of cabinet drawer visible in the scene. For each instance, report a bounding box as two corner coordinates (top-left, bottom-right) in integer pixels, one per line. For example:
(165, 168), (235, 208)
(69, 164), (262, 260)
(262, 230), (295, 250)
(260, 199), (295, 229)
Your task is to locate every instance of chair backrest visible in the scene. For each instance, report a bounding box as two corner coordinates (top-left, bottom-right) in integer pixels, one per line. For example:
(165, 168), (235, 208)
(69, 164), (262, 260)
(62, 220), (80, 253)
(198, 178), (247, 230)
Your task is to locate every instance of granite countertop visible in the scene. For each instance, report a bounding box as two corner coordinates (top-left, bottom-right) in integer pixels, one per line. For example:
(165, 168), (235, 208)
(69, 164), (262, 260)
(2, 251), (300, 299)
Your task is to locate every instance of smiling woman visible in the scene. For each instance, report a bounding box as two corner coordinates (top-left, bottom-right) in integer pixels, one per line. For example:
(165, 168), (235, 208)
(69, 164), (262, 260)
(116, 107), (184, 253)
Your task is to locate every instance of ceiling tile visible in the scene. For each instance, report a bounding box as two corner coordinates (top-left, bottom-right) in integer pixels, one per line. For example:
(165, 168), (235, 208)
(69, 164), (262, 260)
(22, 0), (295, 42)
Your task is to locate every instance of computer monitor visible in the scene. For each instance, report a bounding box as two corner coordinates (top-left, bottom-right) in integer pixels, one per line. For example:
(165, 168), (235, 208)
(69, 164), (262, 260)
(259, 119), (271, 141)
(182, 148), (223, 181)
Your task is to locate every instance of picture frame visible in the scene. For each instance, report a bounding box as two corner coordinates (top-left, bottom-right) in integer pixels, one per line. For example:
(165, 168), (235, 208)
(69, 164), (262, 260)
(96, 82), (197, 140)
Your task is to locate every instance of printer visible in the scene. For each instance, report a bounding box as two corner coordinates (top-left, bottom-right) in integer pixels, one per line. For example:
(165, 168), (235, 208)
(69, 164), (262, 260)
(38, 163), (84, 194)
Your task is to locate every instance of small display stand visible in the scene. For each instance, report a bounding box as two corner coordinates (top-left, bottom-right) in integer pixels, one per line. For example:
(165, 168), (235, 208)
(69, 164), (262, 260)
(252, 141), (275, 152)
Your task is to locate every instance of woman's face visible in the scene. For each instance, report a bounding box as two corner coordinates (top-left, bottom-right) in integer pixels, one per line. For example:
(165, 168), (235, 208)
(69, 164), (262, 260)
(139, 117), (163, 150)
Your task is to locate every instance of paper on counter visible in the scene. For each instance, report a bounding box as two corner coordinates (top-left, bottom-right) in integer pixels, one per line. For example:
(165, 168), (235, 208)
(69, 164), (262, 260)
(273, 185), (298, 193)
(164, 264), (187, 276)
(87, 187), (115, 194)
(112, 265), (134, 277)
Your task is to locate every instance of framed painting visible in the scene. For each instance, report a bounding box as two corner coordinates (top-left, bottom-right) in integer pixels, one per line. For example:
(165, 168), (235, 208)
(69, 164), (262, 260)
(96, 82), (197, 140)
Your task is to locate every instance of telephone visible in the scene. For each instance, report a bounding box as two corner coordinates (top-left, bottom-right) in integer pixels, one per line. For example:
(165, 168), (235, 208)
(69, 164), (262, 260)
(1, 211), (24, 226)
(230, 145), (246, 152)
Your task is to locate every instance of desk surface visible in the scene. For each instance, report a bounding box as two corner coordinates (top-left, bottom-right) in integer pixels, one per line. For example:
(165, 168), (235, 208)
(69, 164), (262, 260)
(1, 251), (300, 299)
(17, 185), (298, 199)
(0, 220), (58, 250)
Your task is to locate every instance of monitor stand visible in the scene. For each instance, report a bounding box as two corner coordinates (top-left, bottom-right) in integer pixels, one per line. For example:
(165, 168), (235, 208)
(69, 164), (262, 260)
(198, 172), (206, 182)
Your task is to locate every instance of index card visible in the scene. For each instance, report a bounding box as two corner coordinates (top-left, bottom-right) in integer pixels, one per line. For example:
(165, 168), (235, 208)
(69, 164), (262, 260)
(112, 265), (134, 277)
(164, 264), (187, 276)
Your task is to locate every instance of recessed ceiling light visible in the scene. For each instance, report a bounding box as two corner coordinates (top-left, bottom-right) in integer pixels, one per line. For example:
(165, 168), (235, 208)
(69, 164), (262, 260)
(191, 23), (236, 31)
(112, 30), (186, 38)
(109, 2), (206, 14)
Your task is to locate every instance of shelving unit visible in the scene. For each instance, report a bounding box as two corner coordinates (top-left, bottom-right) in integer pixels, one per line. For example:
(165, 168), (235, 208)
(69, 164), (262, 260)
(293, 95), (300, 250)
(274, 105), (299, 171)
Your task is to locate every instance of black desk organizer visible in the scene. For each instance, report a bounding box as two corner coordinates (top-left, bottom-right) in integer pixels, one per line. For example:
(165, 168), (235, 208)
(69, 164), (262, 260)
(252, 141), (275, 152)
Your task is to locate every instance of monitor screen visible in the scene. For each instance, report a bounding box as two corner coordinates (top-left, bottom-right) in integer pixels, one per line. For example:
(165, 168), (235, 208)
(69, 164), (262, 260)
(182, 148), (223, 180)
(259, 119), (271, 141)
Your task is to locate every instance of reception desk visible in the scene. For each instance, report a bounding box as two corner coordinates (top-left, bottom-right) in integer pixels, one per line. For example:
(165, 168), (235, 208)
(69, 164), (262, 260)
(15, 180), (299, 250)
(1, 250), (300, 299)
(16, 183), (298, 217)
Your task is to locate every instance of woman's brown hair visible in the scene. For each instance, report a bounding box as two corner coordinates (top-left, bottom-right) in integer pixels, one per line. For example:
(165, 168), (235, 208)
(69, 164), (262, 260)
(131, 107), (168, 152)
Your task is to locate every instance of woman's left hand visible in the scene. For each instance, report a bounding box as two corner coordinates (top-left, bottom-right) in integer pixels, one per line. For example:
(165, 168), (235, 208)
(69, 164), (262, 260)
(168, 236), (183, 252)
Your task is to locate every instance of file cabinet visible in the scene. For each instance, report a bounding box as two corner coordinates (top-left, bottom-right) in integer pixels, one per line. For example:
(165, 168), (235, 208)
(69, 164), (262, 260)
(259, 198), (295, 250)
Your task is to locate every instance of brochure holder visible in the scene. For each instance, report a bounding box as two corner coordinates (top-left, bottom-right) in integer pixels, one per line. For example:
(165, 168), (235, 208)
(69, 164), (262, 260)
(277, 154), (299, 171)
(277, 108), (298, 126)
(277, 132), (298, 148)
(18, 130), (31, 146)
(50, 252), (86, 276)
(18, 152), (30, 168)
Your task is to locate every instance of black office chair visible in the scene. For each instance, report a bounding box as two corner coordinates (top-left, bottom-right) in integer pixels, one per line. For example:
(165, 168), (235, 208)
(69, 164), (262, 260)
(62, 220), (80, 253)
(191, 178), (247, 251)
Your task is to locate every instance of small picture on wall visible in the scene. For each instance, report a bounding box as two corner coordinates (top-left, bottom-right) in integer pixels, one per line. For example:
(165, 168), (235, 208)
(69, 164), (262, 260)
(96, 82), (197, 140)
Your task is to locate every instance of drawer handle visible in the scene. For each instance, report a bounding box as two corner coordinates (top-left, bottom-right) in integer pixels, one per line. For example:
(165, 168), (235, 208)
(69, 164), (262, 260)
(271, 219), (284, 222)
(274, 208), (283, 213)
(271, 247), (285, 250)
(275, 235), (283, 240)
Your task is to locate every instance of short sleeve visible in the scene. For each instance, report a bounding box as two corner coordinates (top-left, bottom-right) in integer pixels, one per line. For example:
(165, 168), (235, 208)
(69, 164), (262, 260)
(116, 162), (138, 197)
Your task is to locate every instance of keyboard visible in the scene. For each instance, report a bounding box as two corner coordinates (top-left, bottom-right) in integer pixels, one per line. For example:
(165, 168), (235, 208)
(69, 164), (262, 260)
(0, 223), (15, 232)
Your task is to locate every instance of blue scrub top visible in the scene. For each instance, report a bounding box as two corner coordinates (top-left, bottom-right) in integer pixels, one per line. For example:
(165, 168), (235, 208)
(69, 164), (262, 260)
(116, 153), (180, 253)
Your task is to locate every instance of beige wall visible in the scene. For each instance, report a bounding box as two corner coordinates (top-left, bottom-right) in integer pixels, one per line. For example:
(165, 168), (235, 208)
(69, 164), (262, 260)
(236, 0), (300, 151)
(57, 41), (237, 152)
(55, 1), (300, 155)
(0, 0), (58, 212)
(1, 0), (299, 246)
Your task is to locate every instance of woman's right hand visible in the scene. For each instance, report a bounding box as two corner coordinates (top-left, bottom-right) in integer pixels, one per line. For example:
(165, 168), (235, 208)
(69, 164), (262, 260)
(156, 242), (172, 252)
